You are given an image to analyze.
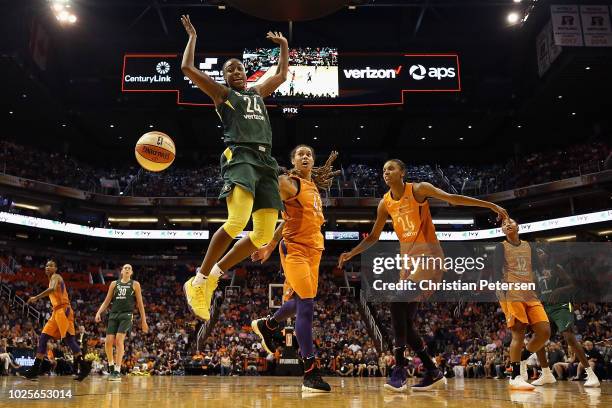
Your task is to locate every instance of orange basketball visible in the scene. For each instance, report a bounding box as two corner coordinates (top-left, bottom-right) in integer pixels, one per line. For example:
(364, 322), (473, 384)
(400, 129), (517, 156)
(135, 131), (176, 172)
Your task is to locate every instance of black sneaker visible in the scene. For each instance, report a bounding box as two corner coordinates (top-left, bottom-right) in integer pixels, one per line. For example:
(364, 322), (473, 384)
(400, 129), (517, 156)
(411, 369), (446, 392)
(251, 316), (278, 354)
(302, 358), (331, 393)
(75, 359), (92, 382)
(20, 369), (39, 382)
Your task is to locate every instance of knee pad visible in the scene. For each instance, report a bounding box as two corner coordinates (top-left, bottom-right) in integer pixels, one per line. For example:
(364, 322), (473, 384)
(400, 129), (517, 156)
(248, 208), (278, 248)
(222, 185), (253, 238)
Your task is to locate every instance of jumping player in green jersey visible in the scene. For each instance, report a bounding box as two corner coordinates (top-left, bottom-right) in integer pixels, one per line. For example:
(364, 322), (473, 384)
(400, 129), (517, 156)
(180, 15), (289, 322)
(531, 248), (600, 387)
(95, 264), (148, 381)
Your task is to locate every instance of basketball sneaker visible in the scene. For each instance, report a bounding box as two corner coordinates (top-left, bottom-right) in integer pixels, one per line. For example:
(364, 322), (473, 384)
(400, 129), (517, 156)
(531, 368), (556, 386)
(108, 371), (121, 382)
(183, 276), (210, 320)
(251, 316), (278, 354)
(584, 367), (600, 388)
(74, 358), (92, 382)
(509, 376), (535, 390)
(411, 368), (447, 392)
(384, 366), (407, 392)
(302, 357), (331, 393)
(20, 369), (39, 381)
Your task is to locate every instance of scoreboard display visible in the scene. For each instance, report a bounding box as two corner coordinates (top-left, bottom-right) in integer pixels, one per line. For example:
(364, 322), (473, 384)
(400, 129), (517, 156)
(122, 51), (460, 107)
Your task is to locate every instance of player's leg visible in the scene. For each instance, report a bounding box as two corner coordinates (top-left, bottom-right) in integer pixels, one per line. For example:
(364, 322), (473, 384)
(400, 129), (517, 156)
(384, 302), (409, 392)
(252, 242), (297, 354)
(563, 331), (600, 387)
(185, 184), (253, 320)
(508, 318), (536, 390)
(105, 334), (116, 373)
(114, 333), (127, 378)
(22, 315), (59, 380)
(532, 346), (556, 385)
(408, 303), (445, 391)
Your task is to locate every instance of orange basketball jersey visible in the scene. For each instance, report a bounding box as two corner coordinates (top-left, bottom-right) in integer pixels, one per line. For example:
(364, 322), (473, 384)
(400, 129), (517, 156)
(49, 275), (70, 309)
(383, 183), (439, 245)
(501, 240), (538, 301)
(282, 176), (325, 250)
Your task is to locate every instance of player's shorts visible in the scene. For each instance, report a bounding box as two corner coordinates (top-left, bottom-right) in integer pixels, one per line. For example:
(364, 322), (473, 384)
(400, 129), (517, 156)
(545, 303), (574, 335)
(106, 312), (133, 335)
(219, 144), (283, 211)
(500, 301), (549, 328)
(42, 305), (75, 340)
(280, 240), (322, 301)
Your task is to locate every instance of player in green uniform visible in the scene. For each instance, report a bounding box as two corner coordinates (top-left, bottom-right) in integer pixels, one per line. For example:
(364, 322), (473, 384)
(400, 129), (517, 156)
(531, 248), (600, 387)
(180, 15), (289, 322)
(95, 264), (148, 381)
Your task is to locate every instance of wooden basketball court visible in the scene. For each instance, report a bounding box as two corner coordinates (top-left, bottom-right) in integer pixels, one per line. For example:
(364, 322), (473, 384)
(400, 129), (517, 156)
(2, 376), (609, 407)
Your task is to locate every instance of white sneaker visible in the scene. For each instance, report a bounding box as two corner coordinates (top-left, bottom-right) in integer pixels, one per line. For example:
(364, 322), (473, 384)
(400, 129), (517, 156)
(509, 376), (536, 391)
(584, 368), (600, 388)
(520, 361), (528, 382)
(531, 371), (556, 386)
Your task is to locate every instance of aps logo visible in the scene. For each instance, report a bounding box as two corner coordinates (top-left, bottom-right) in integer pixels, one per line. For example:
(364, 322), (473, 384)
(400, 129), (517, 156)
(409, 64), (456, 81)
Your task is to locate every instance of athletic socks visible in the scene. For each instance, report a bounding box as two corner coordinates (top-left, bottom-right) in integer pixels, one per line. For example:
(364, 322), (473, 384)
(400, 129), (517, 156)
(295, 299), (315, 359)
(511, 362), (521, 379)
(192, 264), (223, 286)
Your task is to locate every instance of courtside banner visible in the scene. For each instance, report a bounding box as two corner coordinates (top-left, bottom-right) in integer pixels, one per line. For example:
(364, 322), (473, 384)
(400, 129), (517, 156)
(361, 242), (612, 303)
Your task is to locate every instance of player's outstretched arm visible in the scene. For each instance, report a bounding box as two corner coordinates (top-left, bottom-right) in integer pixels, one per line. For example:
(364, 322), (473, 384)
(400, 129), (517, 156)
(27, 274), (60, 304)
(338, 199), (388, 268)
(134, 281), (148, 333)
(95, 281), (116, 322)
(180, 15), (229, 105)
(253, 31), (289, 98)
(413, 182), (508, 222)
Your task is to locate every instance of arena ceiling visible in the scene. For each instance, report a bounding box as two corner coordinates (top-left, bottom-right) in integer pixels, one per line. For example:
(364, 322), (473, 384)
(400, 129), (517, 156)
(1, 0), (611, 167)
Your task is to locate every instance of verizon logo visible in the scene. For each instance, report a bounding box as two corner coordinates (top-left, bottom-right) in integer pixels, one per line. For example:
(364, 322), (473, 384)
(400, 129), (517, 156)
(343, 66), (402, 79)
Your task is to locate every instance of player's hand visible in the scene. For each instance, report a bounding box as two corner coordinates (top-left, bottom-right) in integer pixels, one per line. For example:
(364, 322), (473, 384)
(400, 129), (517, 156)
(27, 297), (37, 304)
(142, 321), (149, 333)
(338, 252), (353, 269)
(181, 15), (197, 38)
(492, 205), (508, 222)
(95, 313), (101, 323)
(266, 31), (287, 46)
(251, 243), (275, 264)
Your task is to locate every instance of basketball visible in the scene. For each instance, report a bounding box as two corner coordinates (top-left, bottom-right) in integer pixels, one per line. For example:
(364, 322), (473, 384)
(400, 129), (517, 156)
(134, 131), (176, 172)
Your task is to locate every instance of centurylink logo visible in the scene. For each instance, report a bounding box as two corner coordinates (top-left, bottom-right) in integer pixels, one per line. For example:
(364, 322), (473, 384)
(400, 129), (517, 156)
(156, 61), (170, 74)
(409, 64), (456, 80)
(343, 65), (403, 79)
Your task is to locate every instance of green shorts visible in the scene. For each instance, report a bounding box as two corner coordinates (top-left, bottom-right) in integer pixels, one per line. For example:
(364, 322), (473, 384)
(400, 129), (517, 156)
(106, 312), (133, 335)
(544, 303), (574, 336)
(219, 144), (283, 211)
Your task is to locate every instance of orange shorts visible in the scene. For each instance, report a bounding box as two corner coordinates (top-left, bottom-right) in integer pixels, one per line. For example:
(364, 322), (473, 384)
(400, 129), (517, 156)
(280, 240), (322, 301)
(500, 301), (549, 328)
(42, 305), (75, 339)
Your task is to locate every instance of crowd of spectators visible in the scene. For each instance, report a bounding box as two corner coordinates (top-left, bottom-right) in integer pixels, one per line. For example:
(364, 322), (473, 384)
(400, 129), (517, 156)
(0, 140), (608, 199)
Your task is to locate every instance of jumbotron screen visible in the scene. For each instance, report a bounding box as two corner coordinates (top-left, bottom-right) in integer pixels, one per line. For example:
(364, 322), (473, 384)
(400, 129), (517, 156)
(242, 47), (339, 98)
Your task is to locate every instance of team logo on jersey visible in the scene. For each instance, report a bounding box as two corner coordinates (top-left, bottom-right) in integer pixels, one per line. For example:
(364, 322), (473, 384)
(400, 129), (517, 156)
(222, 184), (232, 193)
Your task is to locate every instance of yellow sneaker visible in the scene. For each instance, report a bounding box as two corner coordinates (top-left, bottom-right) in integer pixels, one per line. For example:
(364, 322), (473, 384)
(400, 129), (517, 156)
(203, 275), (219, 314)
(183, 276), (210, 320)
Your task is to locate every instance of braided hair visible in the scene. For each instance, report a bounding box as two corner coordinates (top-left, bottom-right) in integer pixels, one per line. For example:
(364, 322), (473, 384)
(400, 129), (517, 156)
(287, 145), (341, 190)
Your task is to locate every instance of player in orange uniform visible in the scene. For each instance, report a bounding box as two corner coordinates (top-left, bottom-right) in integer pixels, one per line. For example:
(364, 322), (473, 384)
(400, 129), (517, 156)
(338, 159), (507, 391)
(494, 218), (551, 390)
(22, 260), (92, 381)
(251, 145), (339, 393)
